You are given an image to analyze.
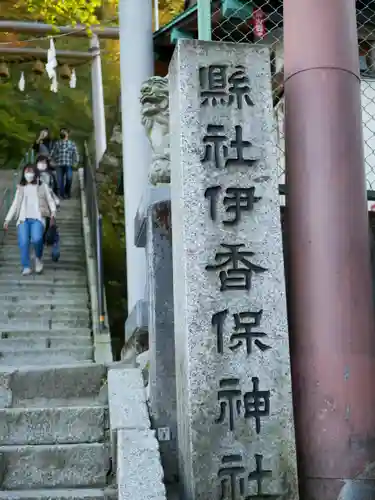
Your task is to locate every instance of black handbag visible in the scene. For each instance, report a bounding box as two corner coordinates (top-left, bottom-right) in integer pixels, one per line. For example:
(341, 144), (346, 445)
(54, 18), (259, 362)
(45, 224), (58, 246)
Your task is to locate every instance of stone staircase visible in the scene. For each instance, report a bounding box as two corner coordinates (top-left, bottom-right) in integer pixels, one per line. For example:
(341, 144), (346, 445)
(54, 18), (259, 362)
(0, 182), (115, 499)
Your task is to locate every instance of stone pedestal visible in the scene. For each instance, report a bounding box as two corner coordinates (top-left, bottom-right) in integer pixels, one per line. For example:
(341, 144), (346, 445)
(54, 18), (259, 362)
(146, 194), (177, 483)
(169, 40), (299, 499)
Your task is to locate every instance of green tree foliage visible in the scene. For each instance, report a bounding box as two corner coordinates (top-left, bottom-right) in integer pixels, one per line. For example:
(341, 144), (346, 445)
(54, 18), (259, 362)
(20, 0), (184, 27)
(17, 0), (104, 25)
(0, 1), (120, 165)
(0, 0), (183, 164)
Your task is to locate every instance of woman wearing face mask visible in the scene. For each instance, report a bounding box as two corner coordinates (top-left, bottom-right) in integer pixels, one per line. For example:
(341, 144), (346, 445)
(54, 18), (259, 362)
(36, 155), (59, 197)
(36, 155), (60, 261)
(3, 164), (57, 276)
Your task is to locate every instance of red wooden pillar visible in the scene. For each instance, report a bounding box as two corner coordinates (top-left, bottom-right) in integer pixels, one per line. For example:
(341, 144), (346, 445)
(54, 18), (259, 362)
(284, 0), (375, 498)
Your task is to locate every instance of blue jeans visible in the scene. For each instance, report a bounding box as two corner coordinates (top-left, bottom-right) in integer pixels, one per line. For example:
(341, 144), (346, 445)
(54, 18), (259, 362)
(17, 219), (44, 269)
(57, 165), (73, 197)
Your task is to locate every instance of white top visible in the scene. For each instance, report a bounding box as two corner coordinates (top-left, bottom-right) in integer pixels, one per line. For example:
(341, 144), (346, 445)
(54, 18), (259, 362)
(5, 183), (56, 227)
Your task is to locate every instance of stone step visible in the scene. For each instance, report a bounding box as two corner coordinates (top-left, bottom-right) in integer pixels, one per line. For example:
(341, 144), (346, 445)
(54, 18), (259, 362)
(4, 231), (83, 237)
(0, 442), (110, 490)
(2, 242), (84, 248)
(1, 246), (85, 254)
(0, 279), (87, 288)
(0, 269), (87, 278)
(0, 268), (87, 277)
(0, 278), (87, 287)
(0, 329), (91, 338)
(2, 237), (83, 243)
(0, 266), (85, 274)
(2, 297), (88, 307)
(0, 346), (93, 365)
(0, 406), (108, 445)
(4, 229), (83, 234)
(0, 261), (86, 271)
(0, 363), (106, 407)
(3, 303), (89, 313)
(0, 488), (116, 500)
(0, 255), (86, 264)
(2, 308), (90, 319)
(0, 317), (90, 328)
(0, 253), (85, 261)
(5, 223), (82, 228)
(0, 336), (92, 349)
(0, 248), (83, 257)
(54, 225), (83, 229)
(0, 276), (87, 285)
(0, 299), (89, 309)
(0, 292), (89, 298)
(3, 236), (84, 243)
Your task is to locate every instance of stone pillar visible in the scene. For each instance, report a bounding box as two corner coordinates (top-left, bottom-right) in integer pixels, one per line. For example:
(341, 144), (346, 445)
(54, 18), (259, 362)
(146, 188), (177, 483)
(90, 34), (107, 167)
(119, 0), (153, 312)
(133, 183), (177, 480)
(170, 39), (299, 500)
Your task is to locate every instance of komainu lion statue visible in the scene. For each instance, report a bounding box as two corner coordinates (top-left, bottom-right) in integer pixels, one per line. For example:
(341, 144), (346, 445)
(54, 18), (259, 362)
(140, 76), (170, 185)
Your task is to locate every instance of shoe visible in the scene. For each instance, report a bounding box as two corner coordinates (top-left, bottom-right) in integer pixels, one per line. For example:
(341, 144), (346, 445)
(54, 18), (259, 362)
(52, 253), (60, 262)
(35, 258), (44, 274)
(22, 267), (32, 276)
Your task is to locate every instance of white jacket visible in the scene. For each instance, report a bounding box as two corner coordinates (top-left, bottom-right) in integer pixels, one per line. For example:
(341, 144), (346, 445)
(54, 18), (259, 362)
(5, 183), (56, 226)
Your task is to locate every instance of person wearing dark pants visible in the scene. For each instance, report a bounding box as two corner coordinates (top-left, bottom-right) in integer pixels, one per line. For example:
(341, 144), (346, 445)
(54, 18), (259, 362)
(51, 128), (79, 199)
(57, 165), (73, 198)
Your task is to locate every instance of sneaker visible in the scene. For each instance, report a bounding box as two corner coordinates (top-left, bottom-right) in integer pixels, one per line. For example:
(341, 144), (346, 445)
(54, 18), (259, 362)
(22, 267), (32, 276)
(35, 258), (44, 274)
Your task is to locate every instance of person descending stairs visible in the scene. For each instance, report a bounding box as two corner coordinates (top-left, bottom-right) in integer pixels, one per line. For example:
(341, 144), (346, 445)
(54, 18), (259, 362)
(0, 173), (115, 500)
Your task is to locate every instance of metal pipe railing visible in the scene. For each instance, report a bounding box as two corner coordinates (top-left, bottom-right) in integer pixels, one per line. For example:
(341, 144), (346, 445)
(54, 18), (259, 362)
(96, 214), (105, 328)
(83, 142), (106, 331)
(0, 20), (120, 39)
(0, 188), (10, 246)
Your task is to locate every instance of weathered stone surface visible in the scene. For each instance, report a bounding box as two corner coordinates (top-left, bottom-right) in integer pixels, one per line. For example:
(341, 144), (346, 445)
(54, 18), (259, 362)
(170, 40), (298, 499)
(0, 406), (107, 445)
(146, 198), (177, 482)
(124, 299), (148, 345)
(0, 336), (91, 349)
(140, 76), (170, 185)
(0, 489), (117, 500)
(0, 329), (91, 338)
(117, 429), (166, 500)
(0, 364), (106, 408)
(0, 347), (93, 365)
(0, 443), (110, 489)
(0, 308), (89, 319)
(108, 367), (149, 430)
(0, 370), (13, 408)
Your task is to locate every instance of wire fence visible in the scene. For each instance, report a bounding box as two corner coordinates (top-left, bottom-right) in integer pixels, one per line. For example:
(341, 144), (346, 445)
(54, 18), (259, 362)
(358, 0), (375, 197)
(209, 0), (285, 202)
(188, 0), (375, 205)
(151, 0), (375, 204)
